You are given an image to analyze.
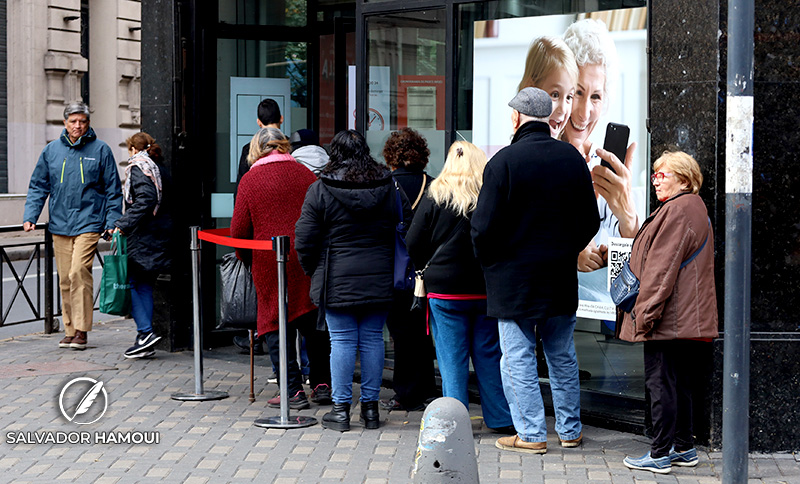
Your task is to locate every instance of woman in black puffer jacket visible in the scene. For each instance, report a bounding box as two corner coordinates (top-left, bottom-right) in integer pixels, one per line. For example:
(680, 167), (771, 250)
(295, 130), (412, 432)
(114, 132), (172, 359)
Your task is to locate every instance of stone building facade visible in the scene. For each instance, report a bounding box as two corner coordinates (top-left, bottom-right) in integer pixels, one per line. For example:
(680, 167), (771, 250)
(1, 0), (141, 224)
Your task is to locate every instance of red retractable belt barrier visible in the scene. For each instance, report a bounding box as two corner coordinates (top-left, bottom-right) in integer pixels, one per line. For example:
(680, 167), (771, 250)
(189, 227), (317, 429)
(197, 228), (274, 251)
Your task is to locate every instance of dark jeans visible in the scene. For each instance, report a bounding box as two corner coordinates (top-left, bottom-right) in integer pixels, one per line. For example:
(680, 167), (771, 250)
(128, 264), (157, 335)
(264, 310), (331, 395)
(385, 290), (438, 407)
(644, 339), (709, 458)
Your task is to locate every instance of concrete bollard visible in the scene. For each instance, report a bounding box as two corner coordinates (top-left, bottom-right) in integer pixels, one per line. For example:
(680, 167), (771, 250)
(412, 397), (480, 484)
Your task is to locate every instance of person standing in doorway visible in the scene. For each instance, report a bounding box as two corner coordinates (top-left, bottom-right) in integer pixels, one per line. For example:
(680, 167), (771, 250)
(23, 102), (123, 350)
(472, 88), (599, 454)
(290, 129), (329, 175)
(232, 98), (283, 357)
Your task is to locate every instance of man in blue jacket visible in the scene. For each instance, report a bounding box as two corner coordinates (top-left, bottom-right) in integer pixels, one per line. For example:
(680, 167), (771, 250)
(472, 88), (600, 454)
(23, 102), (122, 350)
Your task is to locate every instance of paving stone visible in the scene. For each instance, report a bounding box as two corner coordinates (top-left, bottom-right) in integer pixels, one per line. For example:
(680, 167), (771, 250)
(1, 321), (798, 483)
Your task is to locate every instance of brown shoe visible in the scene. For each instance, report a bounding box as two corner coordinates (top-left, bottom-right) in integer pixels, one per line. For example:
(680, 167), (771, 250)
(495, 435), (547, 454)
(70, 331), (87, 350)
(560, 433), (582, 448)
(58, 335), (74, 348)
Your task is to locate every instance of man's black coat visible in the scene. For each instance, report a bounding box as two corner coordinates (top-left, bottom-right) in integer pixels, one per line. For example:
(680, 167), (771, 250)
(471, 121), (600, 320)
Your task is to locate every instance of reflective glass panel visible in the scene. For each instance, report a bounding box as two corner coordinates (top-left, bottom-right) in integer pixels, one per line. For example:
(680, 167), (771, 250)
(219, 0), (307, 27)
(215, 38), (308, 194)
(366, 9), (446, 175)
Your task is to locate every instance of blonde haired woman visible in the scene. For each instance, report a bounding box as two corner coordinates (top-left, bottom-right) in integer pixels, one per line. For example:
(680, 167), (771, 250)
(406, 141), (513, 432)
(518, 36), (579, 139)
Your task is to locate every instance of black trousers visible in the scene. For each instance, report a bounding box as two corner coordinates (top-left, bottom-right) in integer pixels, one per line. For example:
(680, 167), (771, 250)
(264, 309), (331, 395)
(385, 290), (438, 407)
(644, 339), (708, 458)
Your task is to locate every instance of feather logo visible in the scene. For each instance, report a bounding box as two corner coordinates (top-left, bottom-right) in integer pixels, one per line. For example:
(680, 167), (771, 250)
(72, 381), (103, 420)
(59, 377), (109, 425)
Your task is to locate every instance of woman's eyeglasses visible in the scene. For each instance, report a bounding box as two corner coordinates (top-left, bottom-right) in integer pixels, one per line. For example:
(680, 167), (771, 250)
(650, 172), (674, 184)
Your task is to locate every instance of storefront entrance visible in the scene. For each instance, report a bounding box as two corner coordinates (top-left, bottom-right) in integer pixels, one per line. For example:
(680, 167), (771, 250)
(176, 0), (650, 433)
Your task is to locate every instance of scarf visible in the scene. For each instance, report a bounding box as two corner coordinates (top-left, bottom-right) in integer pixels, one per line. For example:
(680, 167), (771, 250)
(124, 151), (163, 216)
(250, 151), (295, 169)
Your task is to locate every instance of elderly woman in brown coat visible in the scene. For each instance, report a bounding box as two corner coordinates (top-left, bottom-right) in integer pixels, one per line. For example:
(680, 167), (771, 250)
(619, 151), (718, 475)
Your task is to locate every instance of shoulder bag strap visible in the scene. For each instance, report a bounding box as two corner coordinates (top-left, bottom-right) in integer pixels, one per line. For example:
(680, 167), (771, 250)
(393, 180), (404, 226)
(411, 174), (427, 210)
(419, 216), (469, 274)
(679, 217), (711, 269)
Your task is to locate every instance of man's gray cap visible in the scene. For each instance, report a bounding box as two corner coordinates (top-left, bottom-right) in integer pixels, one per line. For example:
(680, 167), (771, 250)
(508, 87), (552, 118)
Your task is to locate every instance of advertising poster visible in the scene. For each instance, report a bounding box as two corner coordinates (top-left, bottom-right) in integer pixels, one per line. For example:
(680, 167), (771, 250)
(368, 66), (391, 131)
(397, 75), (446, 130)
(472, 9), (648, 323)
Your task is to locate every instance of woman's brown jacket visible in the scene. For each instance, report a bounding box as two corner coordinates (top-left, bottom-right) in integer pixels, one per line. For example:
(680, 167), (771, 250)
(618, 193), (719, 343)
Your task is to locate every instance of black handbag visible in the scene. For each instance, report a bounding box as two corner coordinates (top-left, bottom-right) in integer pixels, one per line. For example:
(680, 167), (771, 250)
(392, 182), (415, 292)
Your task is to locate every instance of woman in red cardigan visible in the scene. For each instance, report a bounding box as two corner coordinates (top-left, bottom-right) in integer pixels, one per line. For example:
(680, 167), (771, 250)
(231, 127), (332, 409)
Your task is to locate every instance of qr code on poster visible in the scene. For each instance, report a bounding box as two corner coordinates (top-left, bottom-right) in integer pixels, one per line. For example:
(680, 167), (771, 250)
(606, 237), (633, 291)
(608, 250), (631, 281)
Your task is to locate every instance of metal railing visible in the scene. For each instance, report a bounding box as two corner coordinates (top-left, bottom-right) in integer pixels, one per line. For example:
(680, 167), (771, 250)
(0, 224), (56, 333)
(0, 224), (104, 334)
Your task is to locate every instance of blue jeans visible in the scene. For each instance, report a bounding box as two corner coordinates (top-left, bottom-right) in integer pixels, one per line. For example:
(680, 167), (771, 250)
(428, 298), (512, 429)
(130, 273), (155, 334)
(325, 307), (388, 404)
(498, 314), (581, 443)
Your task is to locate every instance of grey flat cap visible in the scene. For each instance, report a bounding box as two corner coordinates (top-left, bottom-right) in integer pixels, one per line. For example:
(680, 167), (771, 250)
(508, 87), (552, 118)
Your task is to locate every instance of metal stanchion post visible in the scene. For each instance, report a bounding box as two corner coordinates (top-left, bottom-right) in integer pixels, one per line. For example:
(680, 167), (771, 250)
(254, 236), (317, 429)
(172, 226), (228, 402)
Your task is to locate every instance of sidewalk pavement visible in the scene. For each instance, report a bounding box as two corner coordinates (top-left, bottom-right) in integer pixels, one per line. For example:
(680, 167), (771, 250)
(1, 319), (798, 484)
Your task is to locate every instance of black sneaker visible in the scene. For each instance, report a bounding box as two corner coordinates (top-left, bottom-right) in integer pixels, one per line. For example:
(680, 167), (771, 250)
(379, 397), (425, 412)
(124, 350), (156, 359)
(268, 390), (310, 410)
(267, 372), (278, 384)
(124, 332), (162, 358)
(311, 384), (333, 404)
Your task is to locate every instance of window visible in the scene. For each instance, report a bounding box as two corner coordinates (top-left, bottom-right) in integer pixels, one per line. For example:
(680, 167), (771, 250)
(365, 9), (446, 174)
(219, 0), (307, 27)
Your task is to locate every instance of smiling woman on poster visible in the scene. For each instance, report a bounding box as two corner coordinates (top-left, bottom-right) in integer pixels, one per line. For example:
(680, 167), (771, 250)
(561, 18), (637, 320)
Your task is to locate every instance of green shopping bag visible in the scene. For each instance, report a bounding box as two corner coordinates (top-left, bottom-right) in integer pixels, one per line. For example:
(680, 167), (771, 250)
(99, 232), (132, 315)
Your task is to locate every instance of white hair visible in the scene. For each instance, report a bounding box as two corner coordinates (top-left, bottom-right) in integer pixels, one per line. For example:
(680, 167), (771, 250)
(563, 18), (619, 112)
(63, 102), (90, 120)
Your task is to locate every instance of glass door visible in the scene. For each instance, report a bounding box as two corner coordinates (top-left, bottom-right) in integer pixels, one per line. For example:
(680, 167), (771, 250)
(365, 9), (447, 174)
(318, 18), (356, 147)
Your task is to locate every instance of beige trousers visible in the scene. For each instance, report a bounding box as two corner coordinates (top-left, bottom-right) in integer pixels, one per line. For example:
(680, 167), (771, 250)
(53, 233), (100, 335)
